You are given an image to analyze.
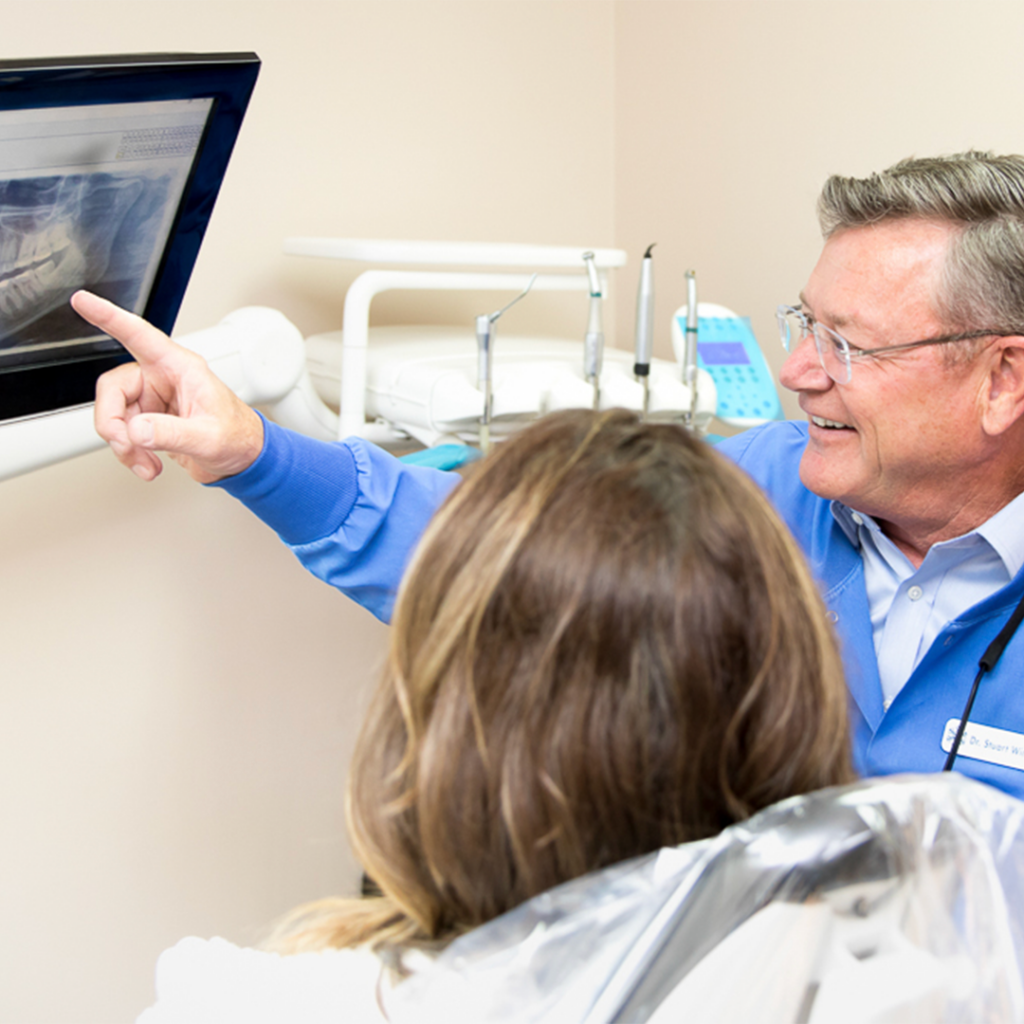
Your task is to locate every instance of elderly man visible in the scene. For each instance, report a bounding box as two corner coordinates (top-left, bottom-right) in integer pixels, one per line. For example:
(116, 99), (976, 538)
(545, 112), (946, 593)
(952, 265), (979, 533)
(76, 152), (1024, 797)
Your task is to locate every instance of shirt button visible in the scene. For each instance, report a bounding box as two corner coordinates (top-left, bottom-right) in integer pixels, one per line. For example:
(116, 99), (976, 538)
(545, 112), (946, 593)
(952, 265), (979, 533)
(826, 610), (839, 623)
(908, 585), (924, 601)
(883, 698), (892, 712)
(852, 513), (864, 526)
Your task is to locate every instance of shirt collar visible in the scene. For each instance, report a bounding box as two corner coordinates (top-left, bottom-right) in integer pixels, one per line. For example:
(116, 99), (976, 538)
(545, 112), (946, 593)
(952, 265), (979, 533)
(975, 489), (1024, 580)
(830, 491), (1024, 579)
(830, 501), (869, 549)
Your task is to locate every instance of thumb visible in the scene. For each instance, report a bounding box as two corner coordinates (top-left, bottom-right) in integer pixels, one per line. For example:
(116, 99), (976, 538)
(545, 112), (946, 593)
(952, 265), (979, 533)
(126, 408), (262, 483)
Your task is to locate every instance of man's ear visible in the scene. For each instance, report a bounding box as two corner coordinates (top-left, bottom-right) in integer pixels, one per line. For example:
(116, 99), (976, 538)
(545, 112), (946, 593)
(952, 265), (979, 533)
(982, 337), (1024, 436)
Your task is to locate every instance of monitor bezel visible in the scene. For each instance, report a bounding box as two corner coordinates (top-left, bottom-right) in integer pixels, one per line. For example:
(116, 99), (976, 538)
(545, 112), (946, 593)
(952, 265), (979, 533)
(0, 51), (260, 422)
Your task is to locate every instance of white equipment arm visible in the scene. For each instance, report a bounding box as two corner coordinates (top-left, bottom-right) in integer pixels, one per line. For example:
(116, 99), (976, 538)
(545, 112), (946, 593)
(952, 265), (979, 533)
(0, 306), (331, 483)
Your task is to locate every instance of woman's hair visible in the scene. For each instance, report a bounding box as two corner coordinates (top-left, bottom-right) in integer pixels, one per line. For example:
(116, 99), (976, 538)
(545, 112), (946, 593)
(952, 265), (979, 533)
(272, 409), (852, 954)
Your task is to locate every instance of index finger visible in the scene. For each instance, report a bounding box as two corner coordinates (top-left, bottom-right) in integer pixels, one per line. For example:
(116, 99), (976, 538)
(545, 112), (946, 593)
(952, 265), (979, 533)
(71, 290), (176, 366)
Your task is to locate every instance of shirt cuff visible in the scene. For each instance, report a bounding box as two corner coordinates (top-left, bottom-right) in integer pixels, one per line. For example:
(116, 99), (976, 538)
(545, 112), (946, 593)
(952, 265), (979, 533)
(210, 413), (360, 546)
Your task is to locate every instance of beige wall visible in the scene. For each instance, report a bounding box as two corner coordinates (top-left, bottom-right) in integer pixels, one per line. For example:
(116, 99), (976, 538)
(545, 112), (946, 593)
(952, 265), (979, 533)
(614, 0), (1024, 419)
(5, 1), (1024, 1021)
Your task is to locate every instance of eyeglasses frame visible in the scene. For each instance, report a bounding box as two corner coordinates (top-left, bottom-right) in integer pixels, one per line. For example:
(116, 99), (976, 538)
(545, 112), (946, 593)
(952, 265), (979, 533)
(776, 303), (1011, 384)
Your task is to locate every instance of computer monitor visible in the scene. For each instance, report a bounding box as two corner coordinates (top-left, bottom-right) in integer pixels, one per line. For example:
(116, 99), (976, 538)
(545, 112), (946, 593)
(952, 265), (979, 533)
(0, 52), (260, 422)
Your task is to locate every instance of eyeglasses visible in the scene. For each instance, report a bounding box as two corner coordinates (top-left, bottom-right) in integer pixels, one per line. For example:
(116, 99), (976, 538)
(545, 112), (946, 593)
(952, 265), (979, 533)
(776, 303), (1008, 384)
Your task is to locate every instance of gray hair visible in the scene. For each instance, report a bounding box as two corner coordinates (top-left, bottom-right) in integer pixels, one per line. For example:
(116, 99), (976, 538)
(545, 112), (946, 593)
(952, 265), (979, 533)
(818, 152), (1024, 334)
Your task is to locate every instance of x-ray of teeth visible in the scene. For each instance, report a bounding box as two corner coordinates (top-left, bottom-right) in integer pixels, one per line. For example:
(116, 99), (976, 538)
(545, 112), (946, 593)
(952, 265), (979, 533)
(0, 171), (171, 349)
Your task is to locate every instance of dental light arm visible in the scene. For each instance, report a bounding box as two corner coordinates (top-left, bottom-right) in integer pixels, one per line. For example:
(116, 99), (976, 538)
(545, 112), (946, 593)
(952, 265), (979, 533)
(0, 405), (107, 483)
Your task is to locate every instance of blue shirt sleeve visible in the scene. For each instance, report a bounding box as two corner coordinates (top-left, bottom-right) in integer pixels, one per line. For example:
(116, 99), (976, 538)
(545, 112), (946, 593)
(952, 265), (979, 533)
(212, 415), (460, 623)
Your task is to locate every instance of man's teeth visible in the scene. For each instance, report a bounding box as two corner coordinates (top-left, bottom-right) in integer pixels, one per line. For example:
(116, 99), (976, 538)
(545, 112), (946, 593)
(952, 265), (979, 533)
(812, 415), (848, 429)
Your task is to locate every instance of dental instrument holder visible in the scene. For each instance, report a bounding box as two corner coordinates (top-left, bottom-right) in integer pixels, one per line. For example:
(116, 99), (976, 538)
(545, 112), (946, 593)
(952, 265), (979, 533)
(633, 243), (656, 418)
(582, 252), (604, 410)
(476, 274), (537, 455)
(283, 238), (628, 441)
(683, 270), (699, 428)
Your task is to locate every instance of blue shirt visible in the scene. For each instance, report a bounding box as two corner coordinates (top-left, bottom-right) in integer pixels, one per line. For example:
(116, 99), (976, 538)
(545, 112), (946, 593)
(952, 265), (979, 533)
(215, 417), (1024, 799)
(719, 422), (1024, 797)
(832, 493), (1024, 709)
(215, 415), (458, 621)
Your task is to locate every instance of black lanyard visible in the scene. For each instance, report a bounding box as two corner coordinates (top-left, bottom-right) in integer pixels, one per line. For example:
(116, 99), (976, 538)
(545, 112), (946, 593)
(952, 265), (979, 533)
(942, 586), (1024, 771)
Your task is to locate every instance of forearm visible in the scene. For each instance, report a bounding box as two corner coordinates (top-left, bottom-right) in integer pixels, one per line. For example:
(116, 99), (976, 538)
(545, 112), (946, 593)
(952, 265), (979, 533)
(213, 415), (460, 621)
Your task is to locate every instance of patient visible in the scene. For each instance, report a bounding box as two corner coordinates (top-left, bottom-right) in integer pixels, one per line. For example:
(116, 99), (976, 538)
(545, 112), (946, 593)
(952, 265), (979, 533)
(140, 409), (853, 1020)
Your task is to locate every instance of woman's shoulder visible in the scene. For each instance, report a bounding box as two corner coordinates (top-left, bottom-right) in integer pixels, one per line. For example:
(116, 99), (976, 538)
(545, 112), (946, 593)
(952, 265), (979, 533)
(137, 936), (388, 1023)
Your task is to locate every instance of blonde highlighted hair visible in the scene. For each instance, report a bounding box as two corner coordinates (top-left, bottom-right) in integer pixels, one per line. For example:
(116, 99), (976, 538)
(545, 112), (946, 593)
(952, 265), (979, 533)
(272, 410), (852, 954)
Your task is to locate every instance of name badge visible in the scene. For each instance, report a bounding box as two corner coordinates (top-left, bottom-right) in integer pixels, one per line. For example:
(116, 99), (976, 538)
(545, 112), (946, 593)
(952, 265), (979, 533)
(941, 719), (1024, 772)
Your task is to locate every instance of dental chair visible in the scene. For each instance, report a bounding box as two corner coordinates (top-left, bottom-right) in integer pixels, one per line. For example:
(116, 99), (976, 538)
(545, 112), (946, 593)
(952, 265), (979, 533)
(386, 774), (1024, 1023)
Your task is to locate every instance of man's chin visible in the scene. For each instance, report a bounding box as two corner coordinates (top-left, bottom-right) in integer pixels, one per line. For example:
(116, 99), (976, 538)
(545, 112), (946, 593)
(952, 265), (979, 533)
(798, 448), (854, 505)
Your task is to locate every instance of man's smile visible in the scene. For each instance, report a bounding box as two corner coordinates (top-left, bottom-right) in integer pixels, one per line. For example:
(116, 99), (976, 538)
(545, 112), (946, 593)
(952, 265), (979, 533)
(810, 415), (853, 430)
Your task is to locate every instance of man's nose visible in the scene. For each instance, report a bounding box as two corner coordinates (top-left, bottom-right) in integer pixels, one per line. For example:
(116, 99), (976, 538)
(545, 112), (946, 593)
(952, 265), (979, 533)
(778, 334), (833, 394)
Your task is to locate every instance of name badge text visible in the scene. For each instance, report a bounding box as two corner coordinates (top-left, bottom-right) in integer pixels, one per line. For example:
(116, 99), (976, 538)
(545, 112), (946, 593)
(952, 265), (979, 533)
(941, 719), (1024, 772)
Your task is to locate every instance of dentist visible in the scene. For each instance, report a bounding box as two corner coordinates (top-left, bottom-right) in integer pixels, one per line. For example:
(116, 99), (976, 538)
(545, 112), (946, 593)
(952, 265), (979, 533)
(77, 151), (1024, 798)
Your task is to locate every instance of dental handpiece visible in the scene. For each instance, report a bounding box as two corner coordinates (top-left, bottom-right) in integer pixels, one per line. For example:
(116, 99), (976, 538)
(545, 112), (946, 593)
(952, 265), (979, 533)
(475, 274), (537, 455)
(634, 243), (656, 417)
(683, 269), (699, 426)
(475, 312), (494, 455)
(582, 251), (604, 410)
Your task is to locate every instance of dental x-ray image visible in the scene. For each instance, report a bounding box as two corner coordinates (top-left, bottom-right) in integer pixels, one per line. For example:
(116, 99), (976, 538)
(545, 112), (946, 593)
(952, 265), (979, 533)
(0, 54), (258, 425)
(0, 171), (172, 354)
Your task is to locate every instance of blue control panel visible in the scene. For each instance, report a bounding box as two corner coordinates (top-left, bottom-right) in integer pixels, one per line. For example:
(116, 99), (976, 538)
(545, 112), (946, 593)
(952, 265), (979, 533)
(673, 314), (781, 428)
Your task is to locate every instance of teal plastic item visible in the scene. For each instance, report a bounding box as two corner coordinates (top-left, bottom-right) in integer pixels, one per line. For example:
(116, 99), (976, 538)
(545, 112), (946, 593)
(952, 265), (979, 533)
(686, 316), (782, 427)
(399, 444), (481, 471)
